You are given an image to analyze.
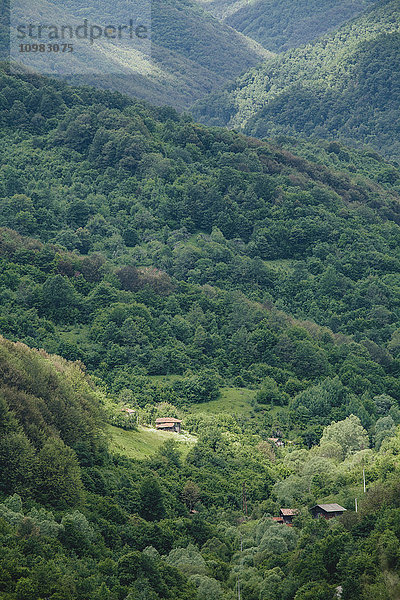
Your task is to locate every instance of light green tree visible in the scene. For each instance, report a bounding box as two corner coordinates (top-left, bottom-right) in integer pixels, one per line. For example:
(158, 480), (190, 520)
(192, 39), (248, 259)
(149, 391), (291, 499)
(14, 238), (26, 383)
(320, 415), (369, 459)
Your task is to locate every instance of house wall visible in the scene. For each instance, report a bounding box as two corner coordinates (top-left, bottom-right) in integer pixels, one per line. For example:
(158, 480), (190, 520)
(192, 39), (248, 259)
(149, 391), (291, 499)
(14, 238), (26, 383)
(311, 509), (343, 519)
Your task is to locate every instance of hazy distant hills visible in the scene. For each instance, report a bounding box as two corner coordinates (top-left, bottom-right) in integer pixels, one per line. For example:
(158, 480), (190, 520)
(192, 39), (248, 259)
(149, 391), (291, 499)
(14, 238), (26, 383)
(7, 0), (270, 110)
(5, 0), (399, 150)
(4, 0), (379, 110)
(193, 0), (400, 160)
(196, 0), (376, 52)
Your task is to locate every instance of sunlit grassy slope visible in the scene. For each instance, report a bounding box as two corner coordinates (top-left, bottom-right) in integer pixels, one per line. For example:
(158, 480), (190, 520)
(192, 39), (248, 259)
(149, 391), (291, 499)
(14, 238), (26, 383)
(189, 386), (256, 415)
(107, 424), (196, 460)
(107, 387), (255, 459)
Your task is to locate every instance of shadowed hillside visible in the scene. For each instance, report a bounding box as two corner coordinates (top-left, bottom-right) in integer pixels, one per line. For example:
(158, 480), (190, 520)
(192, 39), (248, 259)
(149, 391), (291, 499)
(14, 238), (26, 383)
(7, 0), (270, 109)
(196, 0), (376, 52)
(193, 0), (400, 160)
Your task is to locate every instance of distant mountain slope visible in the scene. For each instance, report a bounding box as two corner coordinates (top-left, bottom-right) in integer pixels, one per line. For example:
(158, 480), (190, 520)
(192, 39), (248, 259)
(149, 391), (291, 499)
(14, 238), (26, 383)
(193, 0), (400, 160)
(8, 0), (269, 110)
(197, 0), (376, 52)
(194, 0), (251, 20)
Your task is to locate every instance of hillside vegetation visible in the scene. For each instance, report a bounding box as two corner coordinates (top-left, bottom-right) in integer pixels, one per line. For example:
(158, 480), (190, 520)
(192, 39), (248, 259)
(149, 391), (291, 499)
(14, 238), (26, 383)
(1, 335), (400, 599)
(2, 65), (400, 449)
(1, 46), (400, 599)
(0, 335), (106, 506)
(8, 0), (269, 110)
(193, 0), (400, 160)
(196, 0), (376, 52)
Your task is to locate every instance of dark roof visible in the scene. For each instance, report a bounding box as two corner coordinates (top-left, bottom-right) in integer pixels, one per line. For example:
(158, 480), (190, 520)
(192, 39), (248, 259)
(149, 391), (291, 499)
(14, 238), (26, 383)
(312, 503), (346, 513)
(156, 417), (182, 423)
(280, 508), (299, 516)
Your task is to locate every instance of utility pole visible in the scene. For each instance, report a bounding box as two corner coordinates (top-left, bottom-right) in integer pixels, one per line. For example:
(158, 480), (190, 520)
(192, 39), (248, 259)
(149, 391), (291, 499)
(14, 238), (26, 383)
(363, 468), (366, 493)
(355, 498), (358, 513)
(237, 532), (244, 600)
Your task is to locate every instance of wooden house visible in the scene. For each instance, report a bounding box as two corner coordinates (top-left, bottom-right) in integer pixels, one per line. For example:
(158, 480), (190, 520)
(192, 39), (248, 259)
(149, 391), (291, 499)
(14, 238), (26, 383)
(272, 516), (284, 524)
(279, 508), (299, 525)
(155, 417), (182, 433)
(311, 503), (346, 519)
(122, 408), (136, 415)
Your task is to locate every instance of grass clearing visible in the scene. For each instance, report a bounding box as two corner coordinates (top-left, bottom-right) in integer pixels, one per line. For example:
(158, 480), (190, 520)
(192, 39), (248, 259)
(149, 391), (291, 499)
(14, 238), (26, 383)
(107, 424), (196, 460)
(189, 387), (256, 415)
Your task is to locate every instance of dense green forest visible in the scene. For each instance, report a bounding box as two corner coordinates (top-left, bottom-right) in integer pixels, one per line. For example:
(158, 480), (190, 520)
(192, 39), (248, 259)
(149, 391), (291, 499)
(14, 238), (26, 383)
(2, 65), (400, 437)
(196, 0), (375, 52)
(1, 327), (400, 600)
(193, 0), (400, 160)
(1, 62), (400, 599)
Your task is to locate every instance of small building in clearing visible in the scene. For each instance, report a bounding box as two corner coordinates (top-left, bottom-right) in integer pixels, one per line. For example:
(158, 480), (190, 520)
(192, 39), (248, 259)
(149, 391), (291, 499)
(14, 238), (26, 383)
(155, 417), (182, 433)
(279, 508), (299, 525)
(311, 504), (346, 519)
(272, 516), (284, 524)
(267, 437), (284, 447)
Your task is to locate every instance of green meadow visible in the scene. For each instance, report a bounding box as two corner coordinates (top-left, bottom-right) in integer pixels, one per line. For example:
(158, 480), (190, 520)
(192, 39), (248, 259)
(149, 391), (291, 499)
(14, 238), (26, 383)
(107, 424), (197, 460)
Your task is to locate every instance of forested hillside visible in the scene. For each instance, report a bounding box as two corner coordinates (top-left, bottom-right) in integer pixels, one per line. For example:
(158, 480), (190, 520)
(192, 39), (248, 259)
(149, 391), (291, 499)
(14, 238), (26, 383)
(2, 64), (400, 437)
(2, 65), (400, 599)
(7, 0), (269, 110)
(196, 0), (375, 52)
(1, 334), (400, 600)
(193, 0), (400, 160)
(0, 336), (106, 505)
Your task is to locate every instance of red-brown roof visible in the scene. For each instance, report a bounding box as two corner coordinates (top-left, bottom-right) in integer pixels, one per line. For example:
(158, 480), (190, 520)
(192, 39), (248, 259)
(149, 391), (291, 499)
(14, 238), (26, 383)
(280, 508), (299, 516)
(156, 417), (182, 423)
(156, 422), (177, 429)
(268, 437), (284, 445)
